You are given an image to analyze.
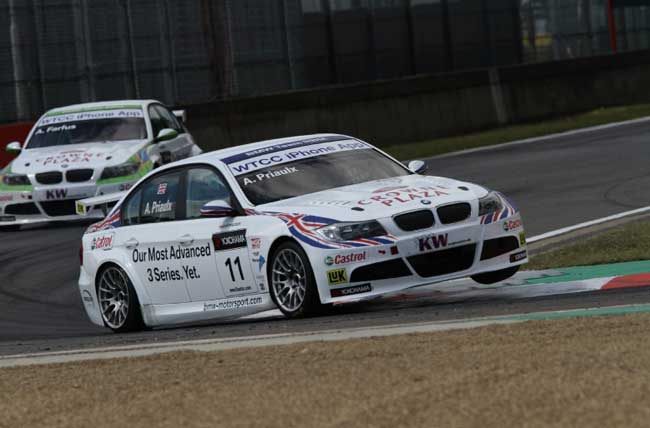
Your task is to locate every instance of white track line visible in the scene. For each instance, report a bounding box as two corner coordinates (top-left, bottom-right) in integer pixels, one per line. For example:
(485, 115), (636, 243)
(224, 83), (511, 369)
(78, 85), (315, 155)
(428, 115), (650, 160)
(528, 205), (650, 243)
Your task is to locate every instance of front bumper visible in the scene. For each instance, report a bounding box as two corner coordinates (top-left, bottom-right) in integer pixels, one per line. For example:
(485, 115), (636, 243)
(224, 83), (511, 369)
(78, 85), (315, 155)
(0, 181), (133, 227)
(312, 213), (528, 303)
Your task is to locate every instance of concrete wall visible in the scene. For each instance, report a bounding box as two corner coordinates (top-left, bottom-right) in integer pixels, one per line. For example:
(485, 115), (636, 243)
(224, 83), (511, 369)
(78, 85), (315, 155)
(185, 49), (650, 151)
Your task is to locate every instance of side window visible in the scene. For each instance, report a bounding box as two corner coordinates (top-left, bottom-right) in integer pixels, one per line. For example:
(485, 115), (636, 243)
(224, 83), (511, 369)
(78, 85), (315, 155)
(120, 170), (182, 226)
(155, 106), (183, 133)
(148, 106), (164, 138)
(122, 190), (142, 226)
(185, 168), (234, 220)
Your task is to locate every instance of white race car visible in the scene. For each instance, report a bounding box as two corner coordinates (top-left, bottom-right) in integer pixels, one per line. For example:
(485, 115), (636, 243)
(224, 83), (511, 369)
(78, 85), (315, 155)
(0, 100), (202, 230)
(77, 134), (528, 332)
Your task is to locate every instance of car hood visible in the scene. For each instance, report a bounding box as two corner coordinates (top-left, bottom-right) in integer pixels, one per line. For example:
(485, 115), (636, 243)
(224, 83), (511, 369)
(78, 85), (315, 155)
(257, 175), (488, 221)
(10, 140), (148, 174)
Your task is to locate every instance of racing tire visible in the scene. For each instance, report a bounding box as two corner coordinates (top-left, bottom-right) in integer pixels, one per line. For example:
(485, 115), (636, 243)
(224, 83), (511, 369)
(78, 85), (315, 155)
(0, 225), (20, 232)
(96, 265), (144, 333)
(268, 241), (323, 318)
(471, 265), (520, 285)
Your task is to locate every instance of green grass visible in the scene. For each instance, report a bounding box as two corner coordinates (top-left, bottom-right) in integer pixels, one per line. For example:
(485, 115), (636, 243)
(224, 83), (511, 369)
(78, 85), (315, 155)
(526, 221), (650, 270)
(384, 103), (650, 160)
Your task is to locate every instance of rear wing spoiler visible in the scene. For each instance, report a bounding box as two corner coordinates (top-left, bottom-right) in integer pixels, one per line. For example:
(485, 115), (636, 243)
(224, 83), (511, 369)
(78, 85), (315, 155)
(76, 191), (127, 216)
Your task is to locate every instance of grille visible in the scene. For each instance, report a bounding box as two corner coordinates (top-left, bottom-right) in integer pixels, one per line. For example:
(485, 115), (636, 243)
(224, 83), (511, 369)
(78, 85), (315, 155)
(480, 237), (520, 260)
(350, 259), (412, 282)
(66, 169), (94, 183)
(393, 210), (434, 231)
(5, 203), (40, 215)
(40, 200), (77, 217)
(437, 203), (471, 224)
(35, 171), (63, 185)
(407, 244), (476, 277)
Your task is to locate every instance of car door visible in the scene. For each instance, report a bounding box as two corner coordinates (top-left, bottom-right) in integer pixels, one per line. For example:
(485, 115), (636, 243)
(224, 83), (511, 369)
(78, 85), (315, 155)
(174, 166), (258, 302)
(119, 169), (191, 304)
(150, 105), (193, 162)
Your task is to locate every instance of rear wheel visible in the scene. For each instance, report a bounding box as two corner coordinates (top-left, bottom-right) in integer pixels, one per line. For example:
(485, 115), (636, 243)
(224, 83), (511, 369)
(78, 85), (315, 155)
(269, 241), (323, 318)
(97, 265), (144, 332)
(471, 266), (520, 285)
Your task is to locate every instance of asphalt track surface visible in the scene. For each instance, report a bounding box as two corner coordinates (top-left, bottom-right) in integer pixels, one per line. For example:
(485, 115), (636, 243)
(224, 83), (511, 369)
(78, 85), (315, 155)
(2, 120), (650, 356)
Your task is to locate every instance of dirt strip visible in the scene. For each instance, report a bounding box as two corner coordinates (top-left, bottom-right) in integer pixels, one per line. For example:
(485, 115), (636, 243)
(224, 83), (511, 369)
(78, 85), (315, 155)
(3, 313), (650, 428)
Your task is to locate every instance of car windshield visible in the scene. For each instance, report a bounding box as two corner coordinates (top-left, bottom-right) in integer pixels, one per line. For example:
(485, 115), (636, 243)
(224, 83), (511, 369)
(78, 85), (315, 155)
(26, 118), (147, 149)
(234, 148), (411, 205)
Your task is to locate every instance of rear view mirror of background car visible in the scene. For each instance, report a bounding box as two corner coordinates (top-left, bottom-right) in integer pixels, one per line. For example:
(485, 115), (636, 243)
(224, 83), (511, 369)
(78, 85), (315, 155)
(408, 160), (427, 174)
(172, 110), (186, 124)
(155, 128), (178, 143)
(5, 141), (22, 153)
(200, 200), (237, 218)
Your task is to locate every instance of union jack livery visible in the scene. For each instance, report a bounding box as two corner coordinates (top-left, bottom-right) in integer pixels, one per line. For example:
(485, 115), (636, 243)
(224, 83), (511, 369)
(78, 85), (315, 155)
(76, 133), (527, 332)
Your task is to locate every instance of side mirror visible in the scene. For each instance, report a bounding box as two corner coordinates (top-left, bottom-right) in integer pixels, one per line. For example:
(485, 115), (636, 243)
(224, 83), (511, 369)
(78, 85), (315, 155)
(200, 200), (237, 218)
(155, 128), (178, 143)
(172, 110), (187, 124)
(6, 141), (22, 154)
(408, 160), (427, 174)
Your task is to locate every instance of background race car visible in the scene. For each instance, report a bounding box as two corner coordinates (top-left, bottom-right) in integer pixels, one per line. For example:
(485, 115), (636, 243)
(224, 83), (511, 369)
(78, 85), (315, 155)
(77, 134), (527, 332)
(0, 100), (202, 231)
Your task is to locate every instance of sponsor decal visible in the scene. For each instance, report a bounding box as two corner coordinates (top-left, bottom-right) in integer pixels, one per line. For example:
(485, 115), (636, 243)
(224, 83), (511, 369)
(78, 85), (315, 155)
(510, 250), (527, 263)
(220, 135), (349, 164)
(250, 237), (262, 250)
(157, 183), (168, 195)
(132, 244), (212, 263)
(0, 195), (13, 202)
(503, 219), (523, 231)
(39, 108), (144, 126)
(36, 151), (106, 166)
(358, 186), (450, 207)
(253, 255), (266, 272)
(229, 285), (253, 293)
(46, 189), (68, 200)
(212, 229), (247, 251)
(91, 233), (114, 251)
(519, 231), (526, 245)
(256, 274), (267, 291)
(203, 296), (264, 312)
(225, 140), (369, 176)
(324, 251), (367, 266)
(327, 268), (348, 285)
(330, 283), (372, 298)
(418, 233), (449, 252)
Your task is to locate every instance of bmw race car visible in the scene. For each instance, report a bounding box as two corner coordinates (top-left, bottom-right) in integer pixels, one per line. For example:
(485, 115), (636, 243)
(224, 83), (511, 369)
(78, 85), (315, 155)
(0, 100), (202, 230)
(77, 134), (528, 332)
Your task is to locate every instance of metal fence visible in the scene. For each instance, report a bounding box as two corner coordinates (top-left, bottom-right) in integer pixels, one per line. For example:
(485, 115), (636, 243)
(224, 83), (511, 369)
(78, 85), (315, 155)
(2, 0), (650, 123)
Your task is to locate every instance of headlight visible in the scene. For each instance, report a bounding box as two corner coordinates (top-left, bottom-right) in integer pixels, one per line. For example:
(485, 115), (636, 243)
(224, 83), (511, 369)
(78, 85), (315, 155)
(478, 191), (503, 216)
(100, 162), (140, 180)
(315, 220), (387, 242)
(2, 173), (30, 186)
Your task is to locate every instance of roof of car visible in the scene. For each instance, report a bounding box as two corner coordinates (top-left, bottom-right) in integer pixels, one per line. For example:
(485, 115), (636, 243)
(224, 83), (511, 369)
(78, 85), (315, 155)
(44, 100), (159, 116)
(173, 133), (356, 168)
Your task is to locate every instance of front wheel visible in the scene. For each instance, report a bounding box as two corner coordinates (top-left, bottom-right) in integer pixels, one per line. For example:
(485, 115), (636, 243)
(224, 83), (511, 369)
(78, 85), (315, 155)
(471, 266), (520, 285)
(97, 265), (144, 332)
(269, 241), (323, 318)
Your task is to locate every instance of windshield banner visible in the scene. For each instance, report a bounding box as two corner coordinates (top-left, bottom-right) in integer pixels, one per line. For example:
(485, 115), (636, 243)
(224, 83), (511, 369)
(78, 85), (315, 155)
(224, 139), (371, 176)
(38, 109), (144, 127)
